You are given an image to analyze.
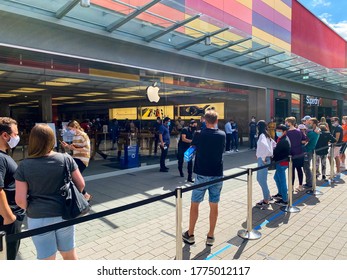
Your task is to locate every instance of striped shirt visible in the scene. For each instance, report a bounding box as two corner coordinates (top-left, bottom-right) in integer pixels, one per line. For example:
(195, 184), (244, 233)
(72, 131), (90, 167)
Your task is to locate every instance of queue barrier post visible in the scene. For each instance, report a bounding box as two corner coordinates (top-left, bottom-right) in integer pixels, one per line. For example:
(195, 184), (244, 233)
(329, 143), (335, 185)
(175, 187), (183, 260)
(307, 150), (323, 196)
(281, 156), (300, 213)
(238, 168), (261, 240)
(0, 231), (7, 260)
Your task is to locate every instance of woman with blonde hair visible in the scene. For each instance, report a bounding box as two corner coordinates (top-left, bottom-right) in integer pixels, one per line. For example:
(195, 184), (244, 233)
(319, 116), (330, 132)
(15, 124), (85, 260)
(60, 120), (91, 201)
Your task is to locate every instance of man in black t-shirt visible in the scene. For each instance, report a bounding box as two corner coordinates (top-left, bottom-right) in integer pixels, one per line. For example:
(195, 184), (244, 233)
(177, 120), (197, 182)
(330, 117), (343, 175)
(182, 110), (225, 247)
(0, 117), (25, 260)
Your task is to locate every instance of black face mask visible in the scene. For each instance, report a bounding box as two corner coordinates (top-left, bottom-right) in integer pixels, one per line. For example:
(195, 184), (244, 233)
(190, 126), (196, 131)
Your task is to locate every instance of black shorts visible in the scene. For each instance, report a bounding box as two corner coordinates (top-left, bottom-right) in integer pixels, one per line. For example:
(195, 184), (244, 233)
(340, 142), (347, 154)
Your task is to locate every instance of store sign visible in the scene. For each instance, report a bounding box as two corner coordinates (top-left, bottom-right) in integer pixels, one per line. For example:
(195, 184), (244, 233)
(178, 102), (224, 120)
(139, 106), (173, 120)
(306, 96), (320, 106)
(109, 107), (137, 120)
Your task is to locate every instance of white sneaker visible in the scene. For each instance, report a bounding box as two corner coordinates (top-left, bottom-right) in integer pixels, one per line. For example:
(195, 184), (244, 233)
(225, 151), (232, 154)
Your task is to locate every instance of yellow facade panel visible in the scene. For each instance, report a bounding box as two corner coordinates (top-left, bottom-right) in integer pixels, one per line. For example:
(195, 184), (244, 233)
(252, 27), (291, 52)
(262, 0), (292, 19)
(236, 0), (252, 9)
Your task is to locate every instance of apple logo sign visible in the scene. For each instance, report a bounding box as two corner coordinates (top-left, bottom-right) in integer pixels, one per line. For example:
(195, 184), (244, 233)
(146, 83), (160, 103)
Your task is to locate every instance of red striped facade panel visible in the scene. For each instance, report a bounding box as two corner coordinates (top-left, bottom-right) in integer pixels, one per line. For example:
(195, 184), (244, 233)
(291, 0), (346, 68)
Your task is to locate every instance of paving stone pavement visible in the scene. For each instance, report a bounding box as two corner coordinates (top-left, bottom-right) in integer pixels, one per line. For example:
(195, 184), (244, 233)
(14, 148), (347, 260)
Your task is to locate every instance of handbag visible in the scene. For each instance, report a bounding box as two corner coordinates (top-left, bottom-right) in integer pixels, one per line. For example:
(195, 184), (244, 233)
(60, 155), (90, 220)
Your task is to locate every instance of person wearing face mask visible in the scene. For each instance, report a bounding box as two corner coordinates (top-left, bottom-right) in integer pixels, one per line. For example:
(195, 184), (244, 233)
(303, 118), (320, 189)
(177, 120), (197, 182)
(329, 117), (343, 176)
(0, 117), (25, 260)
(60, 120), (91, 201)
(158, 117), (171, 172)
(339, 116), (347, 171)
(249, 116), (257, 150)
(272, 124), (291, 206)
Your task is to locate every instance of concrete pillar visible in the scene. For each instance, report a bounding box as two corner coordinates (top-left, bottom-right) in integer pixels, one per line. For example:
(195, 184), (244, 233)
(39, 94), (52, 122)
(248, 88), (266, 121)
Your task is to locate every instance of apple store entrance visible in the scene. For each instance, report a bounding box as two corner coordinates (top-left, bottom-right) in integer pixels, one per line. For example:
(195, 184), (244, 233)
(0, 47), (265, 171)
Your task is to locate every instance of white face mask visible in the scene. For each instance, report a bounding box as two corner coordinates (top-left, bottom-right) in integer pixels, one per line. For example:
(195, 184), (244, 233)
(7, 135), (20, 149)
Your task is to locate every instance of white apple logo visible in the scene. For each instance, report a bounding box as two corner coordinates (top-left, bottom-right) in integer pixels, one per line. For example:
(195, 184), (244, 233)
(146, 84), (160, 103)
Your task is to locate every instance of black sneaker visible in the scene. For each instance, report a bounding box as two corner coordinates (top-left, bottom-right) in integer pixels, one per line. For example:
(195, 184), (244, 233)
(182, 230), (195, 245)
(322, 175), (326, 180)
(303, 184), (312, 189)
(275, 199), (288, 206)
(272, 193), (282, 200)
(256, 200), (269, 208)
(187, 177), (195, 183)
(206, 235), (215, 246)
(159, 169), (168, 172)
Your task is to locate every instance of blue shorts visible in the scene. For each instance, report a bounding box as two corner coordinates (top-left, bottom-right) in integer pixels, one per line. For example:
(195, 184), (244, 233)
(27, 216), (75, 259)
(191, 175), (223, 203)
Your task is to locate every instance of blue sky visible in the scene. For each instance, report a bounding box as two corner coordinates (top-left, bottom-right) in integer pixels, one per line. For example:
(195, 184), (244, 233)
(298, 0), (347, 40)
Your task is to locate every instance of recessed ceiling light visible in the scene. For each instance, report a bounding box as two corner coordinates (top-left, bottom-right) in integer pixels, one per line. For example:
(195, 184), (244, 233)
(52, 97), (76, 100)
(75, 92), (108, 97)
(85, 98), (110, 102)
(10, 87), (45, 93)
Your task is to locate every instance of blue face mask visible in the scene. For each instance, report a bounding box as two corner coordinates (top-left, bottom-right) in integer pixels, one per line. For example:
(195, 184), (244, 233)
(276, 131), (283, 138)
(167, 121), (171, 127)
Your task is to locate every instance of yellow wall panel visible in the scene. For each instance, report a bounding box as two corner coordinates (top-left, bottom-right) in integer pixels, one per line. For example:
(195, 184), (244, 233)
(90, 69), (139, 81)
(252, 27), (291, 52)
(261, 0), (292, 19)
(235, 0), (252, 9)
(185, 18), (220, 38)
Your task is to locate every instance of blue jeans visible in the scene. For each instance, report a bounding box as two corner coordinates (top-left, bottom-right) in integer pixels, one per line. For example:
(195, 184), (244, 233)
(274, 164), (288, 202)
(250, 133), (257, 149)
(257, 157), (271, 201)
(191, 175), (223, 203)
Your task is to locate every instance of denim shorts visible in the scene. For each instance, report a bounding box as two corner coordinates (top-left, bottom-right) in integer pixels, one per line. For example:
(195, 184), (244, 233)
(27, 216), (75, 259)
(191, 175), (223, 203)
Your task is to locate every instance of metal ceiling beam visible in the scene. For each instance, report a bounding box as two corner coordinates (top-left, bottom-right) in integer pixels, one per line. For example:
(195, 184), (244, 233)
(267, 61), (309, 74)
(220, 44), (270, 62)
(56, 0), (80, 19)
(144, 14), (200, 42)
(256, 56), (297, 70)
(199, 37), (252, 57)
(106, 0), (162, 32)
(175, 27), (229, 50)
(237, 51), (285, 67)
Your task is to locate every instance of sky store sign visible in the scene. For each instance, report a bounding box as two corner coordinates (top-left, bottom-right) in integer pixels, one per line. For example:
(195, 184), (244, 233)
(306, 96), (320, 106)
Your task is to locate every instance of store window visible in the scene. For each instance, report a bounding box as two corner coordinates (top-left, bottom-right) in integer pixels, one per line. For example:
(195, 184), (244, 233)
(291, 94), (300, 121)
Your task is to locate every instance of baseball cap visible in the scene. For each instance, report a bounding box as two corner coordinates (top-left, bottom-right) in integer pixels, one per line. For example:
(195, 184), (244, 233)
(298, 124), (307, 130)
(190, 120), (197, 125)
(301, 115), (311, 121)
